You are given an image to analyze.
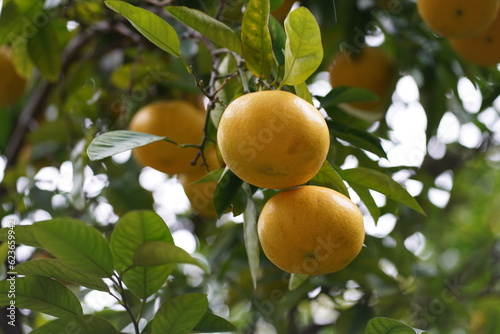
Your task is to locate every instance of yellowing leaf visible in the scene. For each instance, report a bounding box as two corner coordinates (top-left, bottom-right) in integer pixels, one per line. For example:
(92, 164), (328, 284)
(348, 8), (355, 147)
(282, 7), (323, 86)
(241, 0), (273, 77)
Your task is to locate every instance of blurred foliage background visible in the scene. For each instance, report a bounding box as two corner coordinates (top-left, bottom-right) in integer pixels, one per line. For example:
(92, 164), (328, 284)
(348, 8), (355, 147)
(1, 0), (500, 333)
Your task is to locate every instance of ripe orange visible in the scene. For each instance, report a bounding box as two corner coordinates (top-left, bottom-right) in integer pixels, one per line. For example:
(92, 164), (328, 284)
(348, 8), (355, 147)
(329, 47), (395, 120)
(257, 185), (365, 275)
(0, 46), (26, 108)
(216, 90), (330, 189)
(417, 0), (500, 38)
(449, 12), (500, 67)
(178, 147), (221, 219)
(129, 100), (205, 175)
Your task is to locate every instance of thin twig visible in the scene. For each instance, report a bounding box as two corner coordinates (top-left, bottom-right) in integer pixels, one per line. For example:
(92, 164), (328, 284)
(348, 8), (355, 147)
(112, 274), (141, 334)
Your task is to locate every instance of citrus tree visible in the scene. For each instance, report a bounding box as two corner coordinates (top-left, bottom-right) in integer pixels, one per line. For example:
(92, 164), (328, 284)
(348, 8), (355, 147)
(1, 0), (500, 333)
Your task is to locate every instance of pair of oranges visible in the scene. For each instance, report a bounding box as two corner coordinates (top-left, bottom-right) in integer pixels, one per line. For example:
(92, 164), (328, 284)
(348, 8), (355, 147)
(129, 100), (221, 219)
(418, 0), (500, 67)
(217, 91), (365, 276)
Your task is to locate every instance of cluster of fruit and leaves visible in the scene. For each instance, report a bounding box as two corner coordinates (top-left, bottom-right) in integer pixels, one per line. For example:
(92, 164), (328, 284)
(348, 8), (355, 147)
(1, 0), (499, 333)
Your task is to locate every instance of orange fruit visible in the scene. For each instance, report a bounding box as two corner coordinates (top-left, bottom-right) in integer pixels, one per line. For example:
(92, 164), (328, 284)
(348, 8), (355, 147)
(216, 90), (330, 189)
(178, 147), (222, 219)
(329, 47), (395, 119)
(417, 0), (500, 38)
(0, 46), (26, 108)
(129, 100), (205, 175)
(449, 12), (500, 67)
(257, 185), (365, 275)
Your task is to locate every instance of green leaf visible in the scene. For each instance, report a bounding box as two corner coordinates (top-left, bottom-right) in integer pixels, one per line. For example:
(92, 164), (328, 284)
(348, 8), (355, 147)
(230, 186), (248, 216)
(0, 225), (41, 247)
(30, 315), (117, 334)
(166, 6), (242, 55)
(282, 7), (323, 86)
(0, 276), (83, 318)
(351, 184), (380, 223)
(192, 312), (236, 333)
(110, 210), (174, 299)
(134, 240), (207, 272)
(365, 317), (427, 334)
(34, 218), (114, 277)
(192, 168), (225, 184)
(214, 168), (244, 218)
(329, 121), (387, 158)
(27, 19), (61, 82)
(105, 0), (182, 58)
(269, 15), (286, 66)
(288, 273), (309, 290)
(320, 86), (379, 109)
(241, 0), (273, 77)
(309, 161), (349, 197)
(243, 183), (259, 289)
(0, 0), (43, 45)
(15, 259), (109, 292)
(0, 243), (8, 267)
(87, 130), (165, 161)
(11, 37), (34, 78)
(294, 82), (314, 104)
(339, 168), (426, 215)
(152, 293), (208, 334)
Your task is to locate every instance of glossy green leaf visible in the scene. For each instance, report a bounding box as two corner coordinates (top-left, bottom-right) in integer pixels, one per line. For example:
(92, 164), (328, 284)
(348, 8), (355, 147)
(351, 184), (380, 223)
(110, 210), (174, 299)
(152, 293), (208, 334)
(329, 121), (387, 158)
(230, 186), (248, 216)
(288, 273), (309, 290)
(269, 15), (286, 66)
(309, 161), (349, 197)
(339, 168), (426, 215)
(134, 240), (206, 272)
(294, 82), (314, 104)
(0, 225), (41, 248)
(243, 183), (259, 289)
(365, 317), (427, 334)
(241, 0), (273, 77)
(0, 276), (83, 318)
(320, 86), (379, 109)
(105, 1), (182, 58)
(192, 312), (236, 333)
(282, 7), (323, 85)
(30, 315), (117, 334)
(27, 19), (61, 82)
(87, 130), (165, 161)
(166, 6), (242, 55)
(34, 218), (114, 277)
(214, 168), (244, 218)
(15, 259), (109, 291)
